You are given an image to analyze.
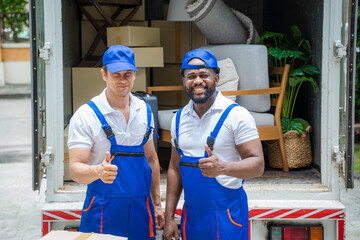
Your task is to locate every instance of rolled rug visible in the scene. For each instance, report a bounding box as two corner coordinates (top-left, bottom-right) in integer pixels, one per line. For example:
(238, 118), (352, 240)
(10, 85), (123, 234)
(185, 0), (258, 44)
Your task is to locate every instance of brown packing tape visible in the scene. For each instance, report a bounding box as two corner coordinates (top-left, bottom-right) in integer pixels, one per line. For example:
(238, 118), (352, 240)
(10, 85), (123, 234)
(116, 36), (122, 45)
(107, 26), (160, 47)
(74, 232), (94, 240)
(64, 153), (69, 162)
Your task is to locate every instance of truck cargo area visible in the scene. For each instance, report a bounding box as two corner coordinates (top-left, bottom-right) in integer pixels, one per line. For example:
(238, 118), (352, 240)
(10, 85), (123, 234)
(58, 0), (326, 191)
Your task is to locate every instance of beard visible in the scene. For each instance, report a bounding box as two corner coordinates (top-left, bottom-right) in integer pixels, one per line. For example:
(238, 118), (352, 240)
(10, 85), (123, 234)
(185, 81), (216, 104)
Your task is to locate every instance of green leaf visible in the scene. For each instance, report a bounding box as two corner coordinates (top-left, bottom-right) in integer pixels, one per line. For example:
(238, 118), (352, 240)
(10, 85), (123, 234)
(300, 65), (321, 75)
(290, 25), (302, 38)
(290, 69), (305, 77)
(301, 39), (312, 55)
(289, 65), (320, 77)
(259, 31), (285, 44)
(268, 47), (303, 60)
(288, 76), (320, 94)
(281, 118), (304, 134)
(292, 118), (310, 129)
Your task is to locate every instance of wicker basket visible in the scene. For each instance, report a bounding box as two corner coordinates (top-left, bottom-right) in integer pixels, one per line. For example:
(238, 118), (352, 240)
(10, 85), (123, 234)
(267, 126), (313, 169)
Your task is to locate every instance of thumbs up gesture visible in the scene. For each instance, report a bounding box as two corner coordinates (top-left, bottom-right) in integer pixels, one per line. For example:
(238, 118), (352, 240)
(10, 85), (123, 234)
(199, 145), (227, 178)
(98, 151), (118, 184)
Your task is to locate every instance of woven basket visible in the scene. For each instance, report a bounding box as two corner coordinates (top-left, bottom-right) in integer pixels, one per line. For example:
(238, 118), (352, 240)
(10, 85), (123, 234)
(267, 126), (313, 169)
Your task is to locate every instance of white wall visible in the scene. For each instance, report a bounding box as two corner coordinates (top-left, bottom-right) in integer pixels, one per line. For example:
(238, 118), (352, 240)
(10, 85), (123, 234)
(1, 42), (31, 84)
(0, 62), (5, 85)
(3, 61), (30, 84)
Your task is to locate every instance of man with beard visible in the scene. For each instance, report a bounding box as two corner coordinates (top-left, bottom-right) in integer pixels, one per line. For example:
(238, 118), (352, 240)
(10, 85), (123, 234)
(163, 49), (264, 240)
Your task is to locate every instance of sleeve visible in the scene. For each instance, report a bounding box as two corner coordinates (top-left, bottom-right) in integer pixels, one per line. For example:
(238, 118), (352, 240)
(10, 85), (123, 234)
(170, 114), (177, 147)
(232, 107), (259, 145)
(67, 108), (94, 150)
(149, 113), (155, 141)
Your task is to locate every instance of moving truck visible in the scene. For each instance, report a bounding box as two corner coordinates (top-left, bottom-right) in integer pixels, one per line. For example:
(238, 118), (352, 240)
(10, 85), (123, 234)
(30, 0), (356, 239)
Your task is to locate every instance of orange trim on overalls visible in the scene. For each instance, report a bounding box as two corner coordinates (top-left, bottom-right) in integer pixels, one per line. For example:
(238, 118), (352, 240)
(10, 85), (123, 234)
(182, 205), (187, 240)
(100, 199), (105, 234)
(146, 197), (155, 238)
(227, 209), (242, 227)
(216, 211), (219, 240)
(83, 196), (95, 212)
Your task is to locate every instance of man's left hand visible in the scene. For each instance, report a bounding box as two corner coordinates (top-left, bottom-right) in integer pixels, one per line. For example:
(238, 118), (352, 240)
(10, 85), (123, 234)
(154, 203), (164, 230)
(199, 145), (227, 178)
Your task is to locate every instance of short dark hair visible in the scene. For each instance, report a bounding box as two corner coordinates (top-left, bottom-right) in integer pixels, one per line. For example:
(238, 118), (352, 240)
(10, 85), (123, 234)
(180, 67), (220, 77)
(102, 65), (108, 74)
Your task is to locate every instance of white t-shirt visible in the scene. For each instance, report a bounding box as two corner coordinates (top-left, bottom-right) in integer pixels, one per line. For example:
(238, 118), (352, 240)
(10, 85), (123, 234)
(171, 91), (259, 189)
(68, 89), (154, 165)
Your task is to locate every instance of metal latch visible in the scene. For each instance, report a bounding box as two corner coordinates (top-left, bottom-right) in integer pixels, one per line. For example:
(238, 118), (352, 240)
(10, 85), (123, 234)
(39, 42), (51, 61)
(334, 40), (347, 59)
(41, 147), (54, 167)
(333, 145), (345, 165)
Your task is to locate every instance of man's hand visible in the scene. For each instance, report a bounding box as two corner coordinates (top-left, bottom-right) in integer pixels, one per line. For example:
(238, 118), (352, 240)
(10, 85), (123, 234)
(163, 218), (179, 240)
(154, 203), (164, 230)
(199, 145), (227, 178)
(94, 151), (118, 184)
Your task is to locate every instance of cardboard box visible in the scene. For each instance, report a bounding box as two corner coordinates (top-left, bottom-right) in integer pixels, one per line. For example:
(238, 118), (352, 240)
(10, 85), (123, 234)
(107, 26), (160, 47)
(81, 20), (147, 58)
(133, 67), (148, 92)
(72, 67), (105, 112)
(72, 67), (148, 112)
(152, 64), (189, 107)
(132, 47), (164, 67)
(40, 230), (127, 239)
(151, 21), (207, 63)
(64, 125), (70, 181)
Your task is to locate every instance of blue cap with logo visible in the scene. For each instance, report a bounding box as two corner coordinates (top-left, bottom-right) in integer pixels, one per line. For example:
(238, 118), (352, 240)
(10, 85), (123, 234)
(103, 45), (138, 73)
(181, 48), (218, 71)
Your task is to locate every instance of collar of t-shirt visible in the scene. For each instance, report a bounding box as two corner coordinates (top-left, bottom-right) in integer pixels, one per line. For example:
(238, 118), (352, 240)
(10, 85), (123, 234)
(183, 91), (227, 119)
(94, 88), (141, 116)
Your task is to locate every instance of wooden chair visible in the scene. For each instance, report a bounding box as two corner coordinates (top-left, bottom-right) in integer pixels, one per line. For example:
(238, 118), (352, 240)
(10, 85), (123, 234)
(148, 45), (290, 172)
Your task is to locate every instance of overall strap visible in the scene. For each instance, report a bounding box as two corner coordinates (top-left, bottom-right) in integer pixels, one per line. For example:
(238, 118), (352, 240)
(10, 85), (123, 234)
(140, 102), (159, 146)
(87, 100), (117, 146)
(174, 107), (184, 155)
(206, 103), (238, 153)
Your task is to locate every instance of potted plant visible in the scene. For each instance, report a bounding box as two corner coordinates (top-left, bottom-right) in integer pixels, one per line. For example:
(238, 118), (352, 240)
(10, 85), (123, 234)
(259, 25), (320, 169)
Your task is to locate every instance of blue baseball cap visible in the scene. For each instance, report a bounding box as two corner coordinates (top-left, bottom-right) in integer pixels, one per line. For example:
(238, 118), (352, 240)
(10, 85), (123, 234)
(103, 45), (138, 73)
(181, 49), (218, 71)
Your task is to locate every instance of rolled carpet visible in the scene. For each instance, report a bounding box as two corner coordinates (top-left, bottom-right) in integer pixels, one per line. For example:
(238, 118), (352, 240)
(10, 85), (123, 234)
(185, 0), (259, 44)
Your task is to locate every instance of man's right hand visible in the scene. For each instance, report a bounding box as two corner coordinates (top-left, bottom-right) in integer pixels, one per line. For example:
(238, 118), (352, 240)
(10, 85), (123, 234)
(94, 151), (118, 184)
(163, 218), (179, 240)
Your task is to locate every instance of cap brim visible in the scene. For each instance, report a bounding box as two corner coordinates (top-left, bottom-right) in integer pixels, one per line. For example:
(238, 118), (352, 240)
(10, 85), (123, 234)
(106, 62), (138, 73)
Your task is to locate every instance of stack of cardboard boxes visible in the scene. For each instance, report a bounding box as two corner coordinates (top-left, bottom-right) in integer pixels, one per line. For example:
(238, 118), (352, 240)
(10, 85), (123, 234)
(107, 25), (164, 91)
(71, 2), (208, 113)
(67, 2), (208, 181)
(72, 25), (163, 112)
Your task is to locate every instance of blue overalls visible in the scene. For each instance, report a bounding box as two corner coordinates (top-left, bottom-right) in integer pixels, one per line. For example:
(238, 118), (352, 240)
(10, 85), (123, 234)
(175, 103), (249, 240)
(79, 100), (156, 239)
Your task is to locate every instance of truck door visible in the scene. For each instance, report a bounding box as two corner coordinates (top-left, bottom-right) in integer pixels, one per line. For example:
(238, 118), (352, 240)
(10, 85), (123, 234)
(30, 0), (46, 191)
(338, 0), (357, 189)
